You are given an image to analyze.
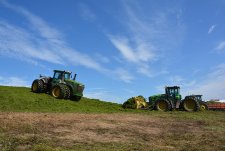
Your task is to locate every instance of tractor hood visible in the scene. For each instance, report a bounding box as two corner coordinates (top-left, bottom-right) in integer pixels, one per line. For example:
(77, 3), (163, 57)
(65, 79), (84, 85)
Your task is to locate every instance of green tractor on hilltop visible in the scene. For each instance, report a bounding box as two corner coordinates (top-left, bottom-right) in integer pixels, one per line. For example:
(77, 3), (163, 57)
(31, 70), (85, 101)
(149, 86), (201, 112)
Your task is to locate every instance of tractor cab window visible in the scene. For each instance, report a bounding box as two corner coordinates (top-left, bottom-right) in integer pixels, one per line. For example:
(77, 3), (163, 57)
(167, 88), (179, 96)
(64, 73), (70, 80)
(195, 95), (202, 101)
(54, 72), (63, 80)
(169, 89), (175, 96)
(174, 88), (179, 95)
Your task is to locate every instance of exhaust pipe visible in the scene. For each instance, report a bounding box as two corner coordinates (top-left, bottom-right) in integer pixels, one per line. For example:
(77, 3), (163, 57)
(73, 74), (77, 80)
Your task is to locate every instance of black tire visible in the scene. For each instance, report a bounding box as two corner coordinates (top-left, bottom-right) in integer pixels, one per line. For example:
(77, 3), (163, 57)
(155, 99), (171, 111)
(31, 79), (44, 93)
(199, 101), (208, 111)
(51, 84), (66, 99)
(182, 98), (200, 112)
(64, 86), (71, 99)
(42, 83), (48, 93)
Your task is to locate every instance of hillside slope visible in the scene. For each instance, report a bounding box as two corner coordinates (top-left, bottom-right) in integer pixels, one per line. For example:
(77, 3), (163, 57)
(0, 86), (123, 113)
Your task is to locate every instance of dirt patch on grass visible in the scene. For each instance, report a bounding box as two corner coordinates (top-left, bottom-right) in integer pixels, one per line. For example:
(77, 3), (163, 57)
(0, 112), (224, 150)
(0, 113), (161, 142)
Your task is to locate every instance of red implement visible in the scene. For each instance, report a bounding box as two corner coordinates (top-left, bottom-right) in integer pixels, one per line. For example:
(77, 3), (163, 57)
(208, 103), (225, 111)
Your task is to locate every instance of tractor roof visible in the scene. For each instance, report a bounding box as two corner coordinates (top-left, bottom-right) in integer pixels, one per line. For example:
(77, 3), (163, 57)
(165, 86), (180, 89)
(54, 70), (71, 74)
(189, 94), (202, 97)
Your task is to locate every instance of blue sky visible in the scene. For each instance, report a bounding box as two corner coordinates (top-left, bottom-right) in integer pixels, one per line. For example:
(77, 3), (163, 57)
(0, 0), (225, 103)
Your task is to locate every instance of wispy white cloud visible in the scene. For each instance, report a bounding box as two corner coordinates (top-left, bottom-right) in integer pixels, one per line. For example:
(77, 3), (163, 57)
(208, 25), (216, 34)
(137, 64), (153, 77)
(0, 1), (136, 84)
(0, 0), (186, 86)
(113, 68), (134, 83)
(84, 88), (121, 102)
(160, 75), (196, 89)
(95, 53), (110, 63)
(169, 75), (185, 85)
(109, 35), (155, 63)
(0, 76), (29, 87)
(156, 65), (225, 101)
(108, 1), (185, 78)
(0, 0), (105, 71)
(215, 41), (225, 52)
(78, 3), (96, 21)
(1, 0), (63, 44)
(185, 63), (225, 100)
(0, 21), (64, 65)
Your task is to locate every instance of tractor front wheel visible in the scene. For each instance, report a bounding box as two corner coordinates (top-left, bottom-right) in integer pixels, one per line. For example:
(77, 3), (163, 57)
(155, 99), (171, 111)
(199, 102), (208, 111)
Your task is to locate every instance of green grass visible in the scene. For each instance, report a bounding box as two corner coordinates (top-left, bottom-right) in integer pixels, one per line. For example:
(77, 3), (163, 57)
(0, 85), (225, 151)
(0, 85), (225, 116)
(0, 86), (125, 113)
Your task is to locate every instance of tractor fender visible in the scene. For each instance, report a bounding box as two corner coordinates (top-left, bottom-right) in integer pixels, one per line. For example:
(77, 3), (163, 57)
(40, 77), (51, 84)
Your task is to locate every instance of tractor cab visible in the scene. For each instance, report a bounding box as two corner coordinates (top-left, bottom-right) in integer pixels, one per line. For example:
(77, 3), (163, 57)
(53, 70), (71, 81)
(165, 86), (182, 100)
(186, 95), (203, 101)
(191, 95), (202, 101)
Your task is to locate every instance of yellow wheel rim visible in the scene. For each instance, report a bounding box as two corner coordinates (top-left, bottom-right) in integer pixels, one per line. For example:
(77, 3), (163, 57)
(184, 99), (196, 111)
(52, 87), (61, 98)
(157, 101), (167, 111)
(200, 104), (206, 111)
(32, 82), (38, 91)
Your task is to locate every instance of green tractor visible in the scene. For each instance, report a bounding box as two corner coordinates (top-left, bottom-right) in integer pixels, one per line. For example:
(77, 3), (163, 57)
(31, 70), (85, 101)
(148, 86), (200, 112)
(185, 95), (208, 111)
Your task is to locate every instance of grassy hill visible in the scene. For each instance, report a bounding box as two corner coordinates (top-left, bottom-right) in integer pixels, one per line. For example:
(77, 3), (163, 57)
(0, 86), (125, 113)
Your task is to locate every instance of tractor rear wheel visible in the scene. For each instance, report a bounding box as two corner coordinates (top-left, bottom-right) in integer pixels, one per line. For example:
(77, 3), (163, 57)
(199, 102), (208, 111)
(182, 98), (200, 112)
(31, 79), (44, 93)
(51, 84), (65, 99)
(155, 99), (171, 111)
